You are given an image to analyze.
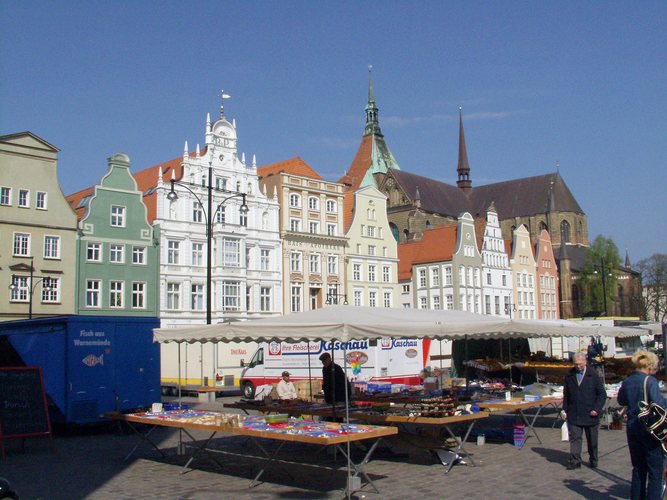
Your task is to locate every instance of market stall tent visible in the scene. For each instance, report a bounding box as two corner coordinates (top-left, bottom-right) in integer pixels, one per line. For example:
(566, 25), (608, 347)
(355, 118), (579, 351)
(153, 306), (644, 345)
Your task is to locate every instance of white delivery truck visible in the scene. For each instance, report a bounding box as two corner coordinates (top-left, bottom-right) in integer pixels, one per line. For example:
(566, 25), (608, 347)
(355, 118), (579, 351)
(239, 338), (432, 398)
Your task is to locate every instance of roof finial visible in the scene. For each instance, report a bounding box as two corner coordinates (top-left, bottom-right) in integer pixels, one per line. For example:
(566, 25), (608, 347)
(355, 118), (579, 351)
(183, 141), (188, 158)
(368, 65), (375, 103)
(219, 89), (231, 118)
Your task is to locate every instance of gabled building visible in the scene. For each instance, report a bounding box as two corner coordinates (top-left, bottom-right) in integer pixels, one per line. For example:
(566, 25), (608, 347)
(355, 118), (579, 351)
(1, 132), (78, 321)
(510, 225), (538, 319)
(480, 203), (513, 317)
(452, 212), (485, 313)
(535, 229), (560, 320)
(344, 186), (399, 308)
(258, 157), (346, 313)
(147, 105), (281, 326)
(66, 153), (159, 316)
(398, 224), (457, 311)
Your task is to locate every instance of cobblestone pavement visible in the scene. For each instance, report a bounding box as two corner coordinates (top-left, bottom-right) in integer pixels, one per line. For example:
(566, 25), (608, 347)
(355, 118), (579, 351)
(1, 396), (635, 499)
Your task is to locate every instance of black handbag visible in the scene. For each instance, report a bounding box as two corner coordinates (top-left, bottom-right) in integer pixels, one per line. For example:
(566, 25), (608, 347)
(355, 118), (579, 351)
(637, 375), (667, 453)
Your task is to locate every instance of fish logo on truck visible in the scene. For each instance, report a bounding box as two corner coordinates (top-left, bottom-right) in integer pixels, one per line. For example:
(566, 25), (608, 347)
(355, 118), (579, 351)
(82, 354), (104, 367)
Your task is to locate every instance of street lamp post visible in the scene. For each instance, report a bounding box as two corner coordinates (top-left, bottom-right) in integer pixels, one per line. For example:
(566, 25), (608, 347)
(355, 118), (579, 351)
(594, 257), (612, 316)
(166, 153), (248, 324)
(325, 283), (348, 305)
(9, 257), (53, 319)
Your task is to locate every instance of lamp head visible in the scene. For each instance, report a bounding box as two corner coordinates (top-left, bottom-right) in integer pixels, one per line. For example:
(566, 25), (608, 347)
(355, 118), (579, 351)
(166, 189), (178, 201)
(240, 195), (249, 214)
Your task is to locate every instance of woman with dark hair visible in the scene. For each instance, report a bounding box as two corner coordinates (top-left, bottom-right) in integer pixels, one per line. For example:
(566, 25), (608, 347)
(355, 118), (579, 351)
(618, 350), (666, 499)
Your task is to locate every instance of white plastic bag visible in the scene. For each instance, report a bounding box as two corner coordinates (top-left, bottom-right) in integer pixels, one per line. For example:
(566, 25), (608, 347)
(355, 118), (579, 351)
(561, 422), (569, 442)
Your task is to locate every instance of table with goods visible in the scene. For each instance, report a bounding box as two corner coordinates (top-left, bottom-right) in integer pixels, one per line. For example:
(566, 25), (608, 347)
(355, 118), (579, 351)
(107, 404), (397, 495)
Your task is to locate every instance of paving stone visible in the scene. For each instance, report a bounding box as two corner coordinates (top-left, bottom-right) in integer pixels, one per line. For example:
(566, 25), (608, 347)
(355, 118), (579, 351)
(0, 396), (633, 499)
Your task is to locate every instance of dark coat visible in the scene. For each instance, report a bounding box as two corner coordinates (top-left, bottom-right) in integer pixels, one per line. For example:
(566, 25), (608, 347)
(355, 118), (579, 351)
(563, 366), (606, 426)
(322, 362), (348, 404)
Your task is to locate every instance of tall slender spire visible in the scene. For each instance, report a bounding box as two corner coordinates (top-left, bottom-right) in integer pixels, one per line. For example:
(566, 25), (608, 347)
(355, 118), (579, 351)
(625, 249), (631, 269)
(456, 108), (472, 191)
(364, 65), (382, 137)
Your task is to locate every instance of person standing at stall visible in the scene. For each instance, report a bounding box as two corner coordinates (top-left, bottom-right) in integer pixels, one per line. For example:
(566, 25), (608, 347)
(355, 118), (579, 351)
(617, 350), (667, 500)
(562, 352), (606, 470)
(319, 352), (348, 404)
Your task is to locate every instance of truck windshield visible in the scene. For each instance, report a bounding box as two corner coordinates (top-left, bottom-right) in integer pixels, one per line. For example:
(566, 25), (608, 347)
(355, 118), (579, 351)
(249, 347), (263, 366)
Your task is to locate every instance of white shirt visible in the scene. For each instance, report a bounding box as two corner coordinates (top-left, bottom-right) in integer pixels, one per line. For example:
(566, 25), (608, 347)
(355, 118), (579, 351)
(277, 379), (297, 400)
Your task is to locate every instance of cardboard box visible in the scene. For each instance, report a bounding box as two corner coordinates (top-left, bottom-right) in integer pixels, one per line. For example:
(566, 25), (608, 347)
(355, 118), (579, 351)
(294, 379), (322, 399)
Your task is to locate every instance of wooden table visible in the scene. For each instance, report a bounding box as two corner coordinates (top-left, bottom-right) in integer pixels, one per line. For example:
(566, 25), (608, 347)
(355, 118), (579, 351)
(225, 401), (488, 473)
(477, 397), (563, 448)
(108, 410), (397, 495)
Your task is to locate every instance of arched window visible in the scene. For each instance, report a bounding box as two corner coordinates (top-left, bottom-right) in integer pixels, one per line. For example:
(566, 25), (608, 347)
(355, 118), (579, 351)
(539, 221), (548, 232)
(402, 229), (409, 243)
(390, 223), (399, 243)
(511, 225), (516, 234)
(326, 200), (336, 213)
(289, 194), (301, 208)
(560, 220), (571, 243)
(308, 196), (319, 210)
(426, 220), (432, 229)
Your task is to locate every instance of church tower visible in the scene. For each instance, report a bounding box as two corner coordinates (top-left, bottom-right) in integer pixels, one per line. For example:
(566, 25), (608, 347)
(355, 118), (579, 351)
(456, 109), (472, 192)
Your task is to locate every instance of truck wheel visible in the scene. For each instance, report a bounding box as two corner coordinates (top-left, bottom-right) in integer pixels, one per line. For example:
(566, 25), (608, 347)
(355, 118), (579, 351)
(242, 382), (255, 399)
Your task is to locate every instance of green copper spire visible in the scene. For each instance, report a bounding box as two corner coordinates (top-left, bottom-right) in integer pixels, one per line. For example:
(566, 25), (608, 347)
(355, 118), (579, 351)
(364, 65), (383, 137)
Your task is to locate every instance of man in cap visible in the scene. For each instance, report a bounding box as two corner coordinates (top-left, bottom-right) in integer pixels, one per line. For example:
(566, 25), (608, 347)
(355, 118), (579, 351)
(319, 352), (349, 404)
(276, 370), (297, 400)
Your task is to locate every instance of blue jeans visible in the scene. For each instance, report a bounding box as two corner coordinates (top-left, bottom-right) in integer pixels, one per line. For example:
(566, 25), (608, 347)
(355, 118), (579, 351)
(627, 424), (665, 500)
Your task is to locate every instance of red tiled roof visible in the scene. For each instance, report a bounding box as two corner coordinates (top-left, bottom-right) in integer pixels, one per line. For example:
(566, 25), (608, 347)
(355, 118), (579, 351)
(257, 157), (322, 180)
(340, 135), (373, 232)
(66, 186), (95, 221)
(397, 225), (458, 280)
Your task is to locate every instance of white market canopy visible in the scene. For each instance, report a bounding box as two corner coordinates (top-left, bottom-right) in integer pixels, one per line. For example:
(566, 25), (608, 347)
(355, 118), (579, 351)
(153, 306), (647, 344)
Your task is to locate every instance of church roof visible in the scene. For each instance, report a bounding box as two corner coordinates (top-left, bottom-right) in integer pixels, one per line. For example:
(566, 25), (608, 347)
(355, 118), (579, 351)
(257, 157), (322, 180)
(388, 169), (583, 220)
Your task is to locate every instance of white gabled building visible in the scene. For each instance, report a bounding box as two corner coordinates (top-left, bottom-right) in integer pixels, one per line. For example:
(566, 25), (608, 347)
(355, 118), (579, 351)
(510, 224), (537, 320)
(154, 106), (282, 327)
(344, 186), (399, 308)
(481, 203), (513, 317)
(136, 98), (281, 388)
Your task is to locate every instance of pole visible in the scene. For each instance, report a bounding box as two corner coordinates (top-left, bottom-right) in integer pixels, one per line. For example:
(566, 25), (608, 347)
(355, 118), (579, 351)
(600, 257), (608, 316)
(206, 161), (213, 325)
(29, 256), (34, 319)
(662, 323), (667, 379)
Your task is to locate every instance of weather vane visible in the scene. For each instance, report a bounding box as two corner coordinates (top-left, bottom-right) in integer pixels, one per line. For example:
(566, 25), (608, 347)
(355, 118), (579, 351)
(220, 89), (231, 117)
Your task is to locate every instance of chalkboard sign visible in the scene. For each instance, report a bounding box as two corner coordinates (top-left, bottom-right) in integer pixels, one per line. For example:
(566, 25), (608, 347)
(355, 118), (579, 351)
(0, 367), (52, 455)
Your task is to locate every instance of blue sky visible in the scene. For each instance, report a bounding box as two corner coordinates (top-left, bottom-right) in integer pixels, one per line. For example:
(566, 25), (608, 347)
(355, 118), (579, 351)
(1, 1), (665, 262)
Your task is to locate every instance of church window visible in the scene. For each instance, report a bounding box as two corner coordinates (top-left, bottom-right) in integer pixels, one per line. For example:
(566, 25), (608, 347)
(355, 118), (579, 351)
(560, 220), (571, 243)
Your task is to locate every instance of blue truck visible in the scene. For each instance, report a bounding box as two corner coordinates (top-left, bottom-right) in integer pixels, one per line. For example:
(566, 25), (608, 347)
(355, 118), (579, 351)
(0, 315), (160, 424)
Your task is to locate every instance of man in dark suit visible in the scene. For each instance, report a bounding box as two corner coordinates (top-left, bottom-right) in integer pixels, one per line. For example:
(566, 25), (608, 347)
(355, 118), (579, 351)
(319, 352), (348, 404)
(562, 352), (607, 469)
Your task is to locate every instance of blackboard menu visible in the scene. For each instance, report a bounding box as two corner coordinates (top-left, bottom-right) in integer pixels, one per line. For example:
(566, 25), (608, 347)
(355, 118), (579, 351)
(0, 367), (51, 438)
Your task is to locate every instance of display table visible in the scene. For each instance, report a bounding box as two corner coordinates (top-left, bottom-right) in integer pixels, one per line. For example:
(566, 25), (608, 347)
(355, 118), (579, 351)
(225, 401), (488, 473)
(477, 397), (563, 448)
(108, 410), (397, 495)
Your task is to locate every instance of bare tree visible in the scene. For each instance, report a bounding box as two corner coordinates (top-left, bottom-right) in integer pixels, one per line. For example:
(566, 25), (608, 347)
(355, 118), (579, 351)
(636, 253), (667, 323)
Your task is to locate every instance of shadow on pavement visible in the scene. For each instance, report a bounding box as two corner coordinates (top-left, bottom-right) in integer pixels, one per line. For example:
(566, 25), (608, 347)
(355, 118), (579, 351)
(563, 478), (628, 499)
(531, 446), (570, 465)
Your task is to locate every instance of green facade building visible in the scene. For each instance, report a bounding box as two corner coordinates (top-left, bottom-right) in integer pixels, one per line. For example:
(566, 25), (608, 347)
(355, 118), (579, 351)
(68, 153), (159, 316)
